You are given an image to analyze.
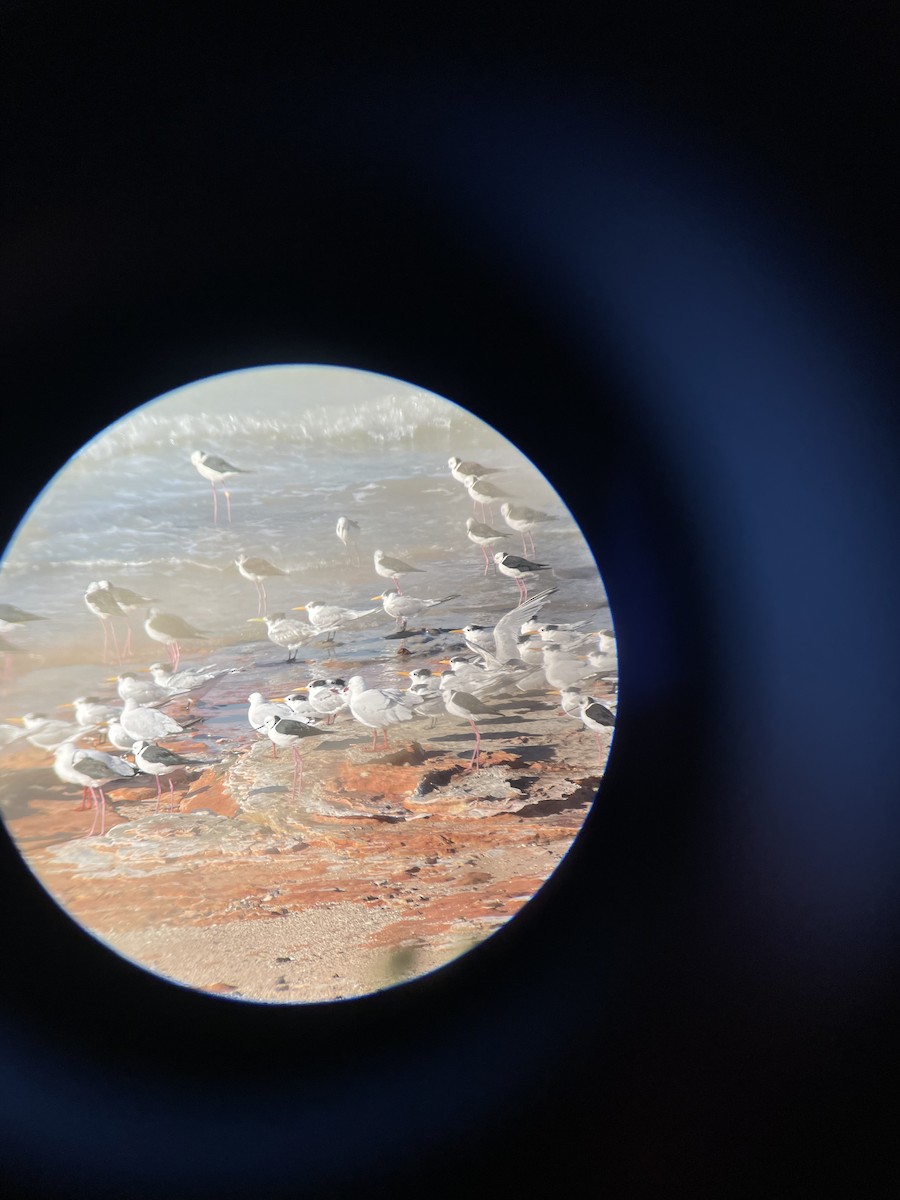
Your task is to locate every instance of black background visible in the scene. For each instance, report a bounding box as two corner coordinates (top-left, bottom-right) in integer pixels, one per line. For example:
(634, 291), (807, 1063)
(2, 4), (899, 1196)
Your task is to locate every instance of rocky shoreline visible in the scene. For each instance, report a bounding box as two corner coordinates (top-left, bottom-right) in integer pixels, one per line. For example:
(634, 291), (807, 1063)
(2, 647), (613, 1003)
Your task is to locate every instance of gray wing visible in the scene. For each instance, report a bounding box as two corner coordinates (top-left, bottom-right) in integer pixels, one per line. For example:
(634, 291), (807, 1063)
(203, 454), (248, 474)
(491, 587), (558, 662)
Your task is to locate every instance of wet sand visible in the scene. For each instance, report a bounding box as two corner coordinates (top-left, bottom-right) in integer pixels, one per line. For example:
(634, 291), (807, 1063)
(1, 632), (613, 1003)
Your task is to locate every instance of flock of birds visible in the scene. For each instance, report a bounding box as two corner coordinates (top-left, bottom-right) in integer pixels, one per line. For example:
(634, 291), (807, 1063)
(0, 451), (617, 839)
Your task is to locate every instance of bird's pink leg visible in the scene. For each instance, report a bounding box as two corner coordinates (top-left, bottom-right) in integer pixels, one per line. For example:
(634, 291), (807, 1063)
(393, 575), (404, 596)
(87, 788), (100, 837)
(223, 488), (232, 524)
(99, 787), (107, 836)
(291, 744), (302, 800)
(521, 532), (528, 555)
(168, 777), (176, 812)
(480, 545), (490, 575)
(122, 619), (134, 658)
(99, 618), (110, 663)
(211, 480), (219, 525)
(528, 530), (536, 557)
(154, 774), (163, 812)
(468, 719), (481, 769)
(259, 581), (267, 616)
(371, 728), (378, 750)
(109, 620), (122, 665)
(172, 641), (181, 671)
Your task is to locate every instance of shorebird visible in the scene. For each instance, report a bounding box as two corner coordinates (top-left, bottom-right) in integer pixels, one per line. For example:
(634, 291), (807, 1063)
(118, 697), (185, 742)
(95, 581), (155, 656)
(499, 502), (558, 557)
(556, 686), (587, 717)
(293, 600), (379, 642)
(53, 740), (102, 812)
(465, 517), (509, 574)
(398, 667), (444, 723)
(336, 516), (362, 565)
(493, 551), (553, 601)
(449, 586), (559, 668)
(305, 678), (348, 724)
(448, 455), (502, 486)
(144, 607), (207, 672)
(235, 554), (287, 616)
(112, 671), (171, 707)
(439, 656), (520, 699)
(54, 741), (137, 835)
(20, 713), (83, 750)
(461, 474), (511, 524)
(587, 630), (618, 677)
(373, 550), (425, 596)
(541, 643), (602, 692)
(441, 683), (505, 770)
(149, 662), (237, 705)
(248, 612), (314, 663)
(247, 693), (292, 754)
(191, 450), (250, 525)
(343, 674), (418, 749)
(578, 695), (616, 767)
(520, 614), (586, 635)
(67, 696), (119, 727)
(131, 740), (212, 811)
(84, 581), (126, 664)
(373, 587), (459, 631)
(0, 604), (45, 633)
(282, 690), (318, 721)
(261, 714), (331, 801)
(105, 719), (137, 752)
(535, 624), (597, 651)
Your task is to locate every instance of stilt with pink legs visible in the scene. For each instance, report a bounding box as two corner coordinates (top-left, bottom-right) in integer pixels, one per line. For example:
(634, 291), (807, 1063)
(442, 686), (504, 771)
(95, 581), (155, 658)
(465, 517), (509, 575)
(261, 715), (330, 800)
(236, 554), (287, 616)
(462, 474), (511, 526)
(84, 581), (126, 664)
(53, 741), (137, 836)
(373, 550), (425, 598)
(499, 502), (558, 558)
(493, 551), (553, 602)
(578, 696), (616, 769)
(132, 740), (212, 812)
(144, 607), (208, 672)
(191, 450), (250, 525)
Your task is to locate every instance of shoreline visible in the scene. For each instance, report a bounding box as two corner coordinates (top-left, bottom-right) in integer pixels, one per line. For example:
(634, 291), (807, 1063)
(2, 644), (613, 1002)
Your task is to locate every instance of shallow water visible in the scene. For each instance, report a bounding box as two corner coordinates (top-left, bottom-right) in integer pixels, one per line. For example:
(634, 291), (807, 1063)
(0, 364), (611, 822)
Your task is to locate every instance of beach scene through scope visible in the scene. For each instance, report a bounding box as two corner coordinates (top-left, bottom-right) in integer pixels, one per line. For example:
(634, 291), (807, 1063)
(0, 365), (616, 1002)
